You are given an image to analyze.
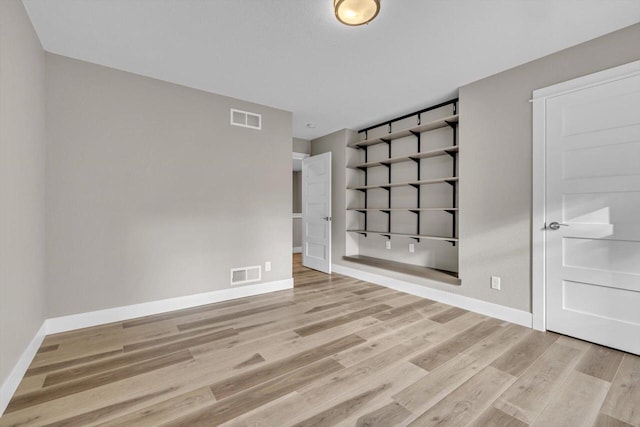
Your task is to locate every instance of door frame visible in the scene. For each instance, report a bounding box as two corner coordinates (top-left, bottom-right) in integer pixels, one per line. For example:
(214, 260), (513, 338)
(531, 59), (640, 331)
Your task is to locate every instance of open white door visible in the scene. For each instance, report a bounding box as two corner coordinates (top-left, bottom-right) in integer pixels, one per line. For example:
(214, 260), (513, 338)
(302, 152), (332, 273)
(545, 70), (640, 355)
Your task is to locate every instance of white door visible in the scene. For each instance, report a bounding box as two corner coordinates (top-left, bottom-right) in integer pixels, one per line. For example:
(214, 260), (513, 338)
(545, 72), (640, 355)
(302, 152), (332, 273)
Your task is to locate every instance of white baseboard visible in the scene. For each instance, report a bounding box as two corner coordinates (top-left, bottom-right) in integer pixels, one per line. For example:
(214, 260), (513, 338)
(332, 263), (532, 328)
(47, 278), (294, 334)
(292, 247), (302, 254)
(0, 322), (47, 415)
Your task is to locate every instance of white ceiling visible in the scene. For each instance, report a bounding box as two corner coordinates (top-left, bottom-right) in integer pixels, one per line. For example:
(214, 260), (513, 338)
(23, 0), (640, 140)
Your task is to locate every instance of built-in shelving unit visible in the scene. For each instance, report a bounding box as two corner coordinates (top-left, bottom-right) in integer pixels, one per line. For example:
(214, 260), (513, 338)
(345, 98), (459, 284)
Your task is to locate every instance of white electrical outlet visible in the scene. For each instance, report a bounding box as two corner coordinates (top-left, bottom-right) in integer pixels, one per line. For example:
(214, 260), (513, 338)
(385, 240), (391, 250)
(265, 261), (271, 272)
(409, 243), (415, 253)
(491, 276), (501, 290)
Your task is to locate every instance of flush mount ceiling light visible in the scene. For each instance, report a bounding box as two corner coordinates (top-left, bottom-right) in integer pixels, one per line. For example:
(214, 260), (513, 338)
(334, 0), (380, 26)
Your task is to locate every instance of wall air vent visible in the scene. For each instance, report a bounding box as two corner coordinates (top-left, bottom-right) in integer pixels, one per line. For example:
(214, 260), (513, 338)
(230, 108), (262, 130)
(230, 265), (262, 285)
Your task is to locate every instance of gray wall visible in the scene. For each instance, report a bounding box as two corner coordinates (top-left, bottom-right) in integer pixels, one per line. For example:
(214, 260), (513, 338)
(317, 22), (640, 314)
(293, 138), (311, 155)
(0, 0), (47, 386)
(458, 22), (640, 312)
(45, 54), (292, 317)
(292, 172), (302, 213)
(292, 171), (302, 249)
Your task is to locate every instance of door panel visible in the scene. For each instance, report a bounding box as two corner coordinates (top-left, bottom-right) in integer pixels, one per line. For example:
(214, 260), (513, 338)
(302, 153), (332, 273)
(546, 73), (640, 355)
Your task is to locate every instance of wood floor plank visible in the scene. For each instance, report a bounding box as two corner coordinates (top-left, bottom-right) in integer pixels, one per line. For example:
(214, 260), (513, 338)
(233, 353), (265, 370)
(293, 304), (392, 336)
(40, 386), (178, 427)
(493, 341), (585, 424)
(372, 299), (436, 322)
(302, 362), (427, 427)
(5, 350), (193, 414)
(122, 298), (251, 329)
(395, 353), (476, 415)
(531, 371), (610, 427)
(469, 407), (528, 427)
(221, 360), (424, 427)
(335, 318), (442, 368)
(407, 366), (516, 426)
(355, 401), (412, 427)
(12, 374), (46, 397)
(304, 302), (343, 314)
(163, 359), (344, 426)
(217, 392), (311, 427)
(176, 301), (297, 331)
(576, 344), (625, 383)
(600, 354), (640, 426)
(36, 345), (60, 355)
(352, 287), (386, 296)
(592, 413), (635, 427)
(97, 387), (216, 427)
(122, 324), (235, 353)
(490, 330), (559, 376)
(39, 323), (123, 348)
(257, 316), (380, 363)
(25, 349), (124, 377)
(393, 323), (528, 415)
(410, 318), (503, 371)
(42, 328), (236, 387)
(292, 384), (389, 427)
(300, 345), (430, 407)
(210, 334), (365, 399)
(429, 306), (468, 323)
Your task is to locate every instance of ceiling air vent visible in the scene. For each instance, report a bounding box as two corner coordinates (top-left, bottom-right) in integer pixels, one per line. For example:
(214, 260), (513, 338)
(230, 265), (262, 285)
(230, 108), (262, 130)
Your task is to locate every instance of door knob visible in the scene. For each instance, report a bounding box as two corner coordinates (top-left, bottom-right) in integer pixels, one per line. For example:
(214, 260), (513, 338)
(548, 222), (568, 230)
(322, 216), (332, 221)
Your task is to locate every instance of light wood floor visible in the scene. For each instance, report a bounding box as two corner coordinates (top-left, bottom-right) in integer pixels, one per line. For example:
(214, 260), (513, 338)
(2, 254), (639, 426)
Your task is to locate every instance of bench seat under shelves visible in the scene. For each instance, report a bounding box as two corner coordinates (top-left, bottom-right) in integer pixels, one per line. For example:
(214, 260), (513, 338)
(342, 255), (461, 286)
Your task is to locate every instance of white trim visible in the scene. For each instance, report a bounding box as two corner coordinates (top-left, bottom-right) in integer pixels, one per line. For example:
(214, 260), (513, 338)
(531, 60), (640, 332)
(46, 278), (293, 335)
(292, 213), (302, 219)
(0, 322), (47, 415)
(292, 152), (309, 160)
(532, 60), (640, 100)
(531, 96), (547, 331)
(332, 264), (532, 327)
(292, 246), (302, 253)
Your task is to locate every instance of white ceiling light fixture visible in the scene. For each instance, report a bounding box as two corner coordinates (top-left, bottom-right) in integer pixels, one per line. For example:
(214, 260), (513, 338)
(334, 0), (380, 26)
